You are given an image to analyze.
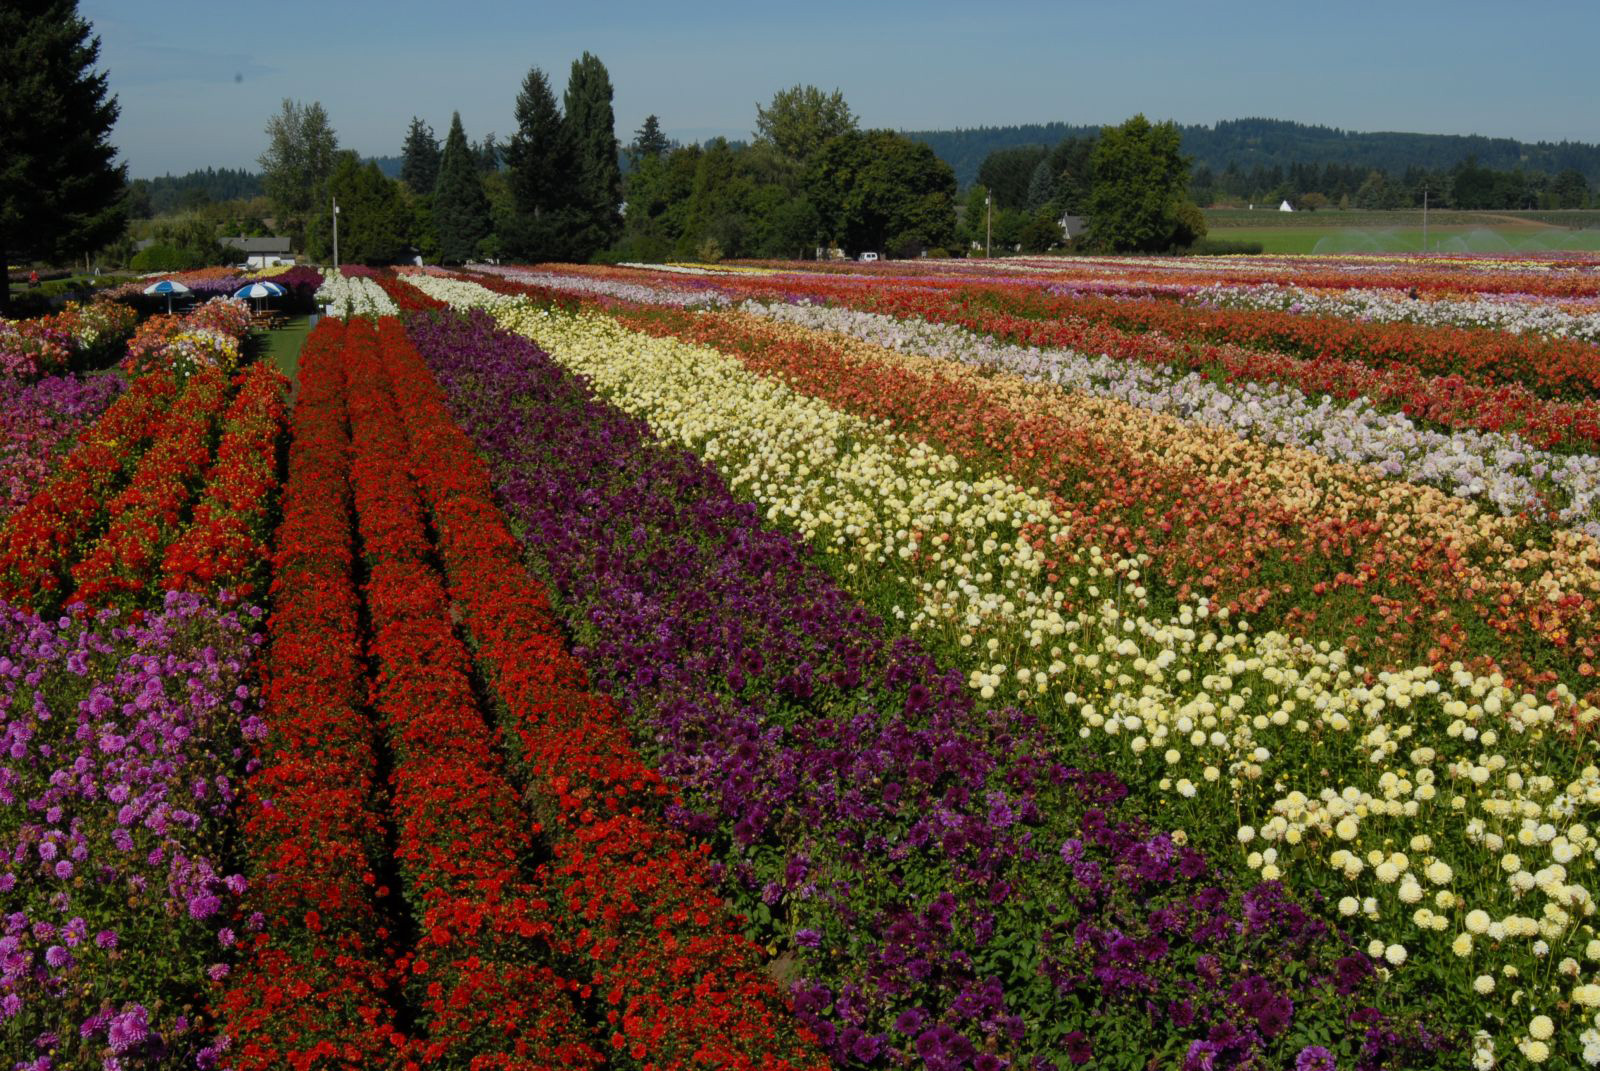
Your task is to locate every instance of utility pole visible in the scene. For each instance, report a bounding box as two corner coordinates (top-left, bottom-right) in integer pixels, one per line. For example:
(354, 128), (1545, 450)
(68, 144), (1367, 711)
(332, 196), (341, 271)
(985, 192), (992, 259)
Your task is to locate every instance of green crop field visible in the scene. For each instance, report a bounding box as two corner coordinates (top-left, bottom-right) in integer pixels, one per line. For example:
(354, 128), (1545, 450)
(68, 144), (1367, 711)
(1202, 208), (1600, 254)
(1205, 225), (1600, 254)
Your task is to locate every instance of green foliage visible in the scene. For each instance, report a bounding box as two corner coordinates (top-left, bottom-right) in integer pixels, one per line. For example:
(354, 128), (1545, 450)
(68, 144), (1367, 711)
(304, 152), (410, 263)
(129, 169), (261, 218)
(960, 185), (990, 251)
(1553, 168), (1590, 209)
(257, 99), (338, 249)
(808, 130), (957, 257)
(1018, 211), (1063, 253)
(0, 0), (127, 315)
(753, 85), (857, 166)
(432, 112), (492, 264)
(400, 117), (441, 193)
(1044, 137), (1097, 215)
(132, 215), (229, 270)
(1087, 114), (1205, 252)
(562, 52), (622, 261)
(475, 132), (500, 175)
(128, 243), (193, 271)
(977, 145), (1048, 211)
(1024, 157), (1056, 213)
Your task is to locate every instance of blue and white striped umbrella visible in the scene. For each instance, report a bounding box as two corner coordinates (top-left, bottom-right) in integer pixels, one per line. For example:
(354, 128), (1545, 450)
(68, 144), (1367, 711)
(143, 278), (191, 312)
(232, 281), (286, 300)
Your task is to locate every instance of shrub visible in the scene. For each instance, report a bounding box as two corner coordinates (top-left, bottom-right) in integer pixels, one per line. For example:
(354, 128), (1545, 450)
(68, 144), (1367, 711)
(128, 243), (195, 272)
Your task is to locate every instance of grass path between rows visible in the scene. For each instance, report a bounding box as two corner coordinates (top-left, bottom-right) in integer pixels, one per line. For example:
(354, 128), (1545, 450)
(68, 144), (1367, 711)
(248, 313), (313, 387)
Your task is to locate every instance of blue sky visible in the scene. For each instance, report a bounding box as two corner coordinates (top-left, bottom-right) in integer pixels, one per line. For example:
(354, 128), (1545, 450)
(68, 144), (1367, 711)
(81, 0), (1600, 178)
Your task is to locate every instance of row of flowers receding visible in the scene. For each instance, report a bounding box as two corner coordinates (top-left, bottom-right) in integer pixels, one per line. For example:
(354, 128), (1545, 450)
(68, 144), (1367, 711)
(372, 316), (822, 1070)
(0, 301), (137, 379)
(0, 289), (291, 1065)
(425, 266), (1599, 716)
(945, 285), (1600, 401)
(734, 299), (1600, 533)
(226, 312), (825, 1070)
(0, 298), (262, 615)
(220, 317), (402, 1070)
(473, 260), (1600, 455)
(401, 299), (1440, 1071)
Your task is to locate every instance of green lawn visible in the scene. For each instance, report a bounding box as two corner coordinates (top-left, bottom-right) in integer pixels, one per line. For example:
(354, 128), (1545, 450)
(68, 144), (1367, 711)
(249, 314), (314, 383)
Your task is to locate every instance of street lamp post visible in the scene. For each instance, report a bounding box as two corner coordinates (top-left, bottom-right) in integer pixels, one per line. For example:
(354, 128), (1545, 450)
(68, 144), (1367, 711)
(332, 197), (341, 271)
(985, 193), (992, 259)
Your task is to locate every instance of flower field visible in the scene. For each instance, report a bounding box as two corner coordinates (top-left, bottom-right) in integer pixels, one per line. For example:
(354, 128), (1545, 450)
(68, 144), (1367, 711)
(5, 252), (1599, 1069)
(388, 251), (1600, 1070)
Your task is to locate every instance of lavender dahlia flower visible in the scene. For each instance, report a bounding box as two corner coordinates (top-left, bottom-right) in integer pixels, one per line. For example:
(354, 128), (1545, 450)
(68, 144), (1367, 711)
(0, 591), (262, 1066)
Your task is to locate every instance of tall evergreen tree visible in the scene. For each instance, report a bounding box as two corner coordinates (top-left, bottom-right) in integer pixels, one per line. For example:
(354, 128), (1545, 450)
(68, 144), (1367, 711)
(0, 0), (127, 315)
(432, 112), (491, 263)
(563, 52), (622, 259)
(400, 117), (441, 193)
(631, 115), (671, 160)
(503, 66), (569, 261)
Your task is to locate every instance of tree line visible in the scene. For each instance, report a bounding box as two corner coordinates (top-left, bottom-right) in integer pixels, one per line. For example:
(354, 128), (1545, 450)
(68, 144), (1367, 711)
(1191, 157), (1591, 211)
(257, 82), (1207, 262)
(249, 79), (965, 264)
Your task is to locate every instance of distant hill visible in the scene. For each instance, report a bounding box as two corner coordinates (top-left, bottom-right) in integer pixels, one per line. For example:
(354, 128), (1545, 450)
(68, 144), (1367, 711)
(905, 118), (1600, 189)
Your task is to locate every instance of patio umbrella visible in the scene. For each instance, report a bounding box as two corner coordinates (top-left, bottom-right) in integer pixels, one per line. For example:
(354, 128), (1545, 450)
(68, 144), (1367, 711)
(232, 281), (286, 310)
(143, 279), (191, 314)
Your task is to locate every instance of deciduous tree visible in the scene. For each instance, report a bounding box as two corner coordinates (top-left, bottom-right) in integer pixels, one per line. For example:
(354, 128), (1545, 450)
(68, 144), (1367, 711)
(258, 99), (339, 250)
(754, 85), (856, 166)
(1086, 114), (1205, 252)
(808, 129), (956, 257)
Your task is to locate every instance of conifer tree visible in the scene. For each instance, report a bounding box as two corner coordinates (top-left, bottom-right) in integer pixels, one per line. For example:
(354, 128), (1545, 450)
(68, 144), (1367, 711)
(631, 115), (671, 160)
(562, 52), (622, 259)
(400, 117), (441, 193)
(0, 0), (126, 314)
(503, 67), (570, 261)
(432, 112), (490, 263)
